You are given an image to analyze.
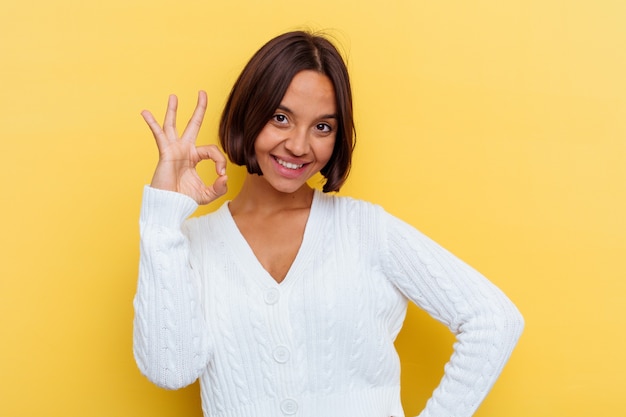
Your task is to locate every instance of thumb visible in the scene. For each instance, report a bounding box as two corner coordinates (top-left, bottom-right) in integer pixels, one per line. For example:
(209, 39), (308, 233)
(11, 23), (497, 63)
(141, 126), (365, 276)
(197, 174), (228, 205)
(213, 174), (228, 197)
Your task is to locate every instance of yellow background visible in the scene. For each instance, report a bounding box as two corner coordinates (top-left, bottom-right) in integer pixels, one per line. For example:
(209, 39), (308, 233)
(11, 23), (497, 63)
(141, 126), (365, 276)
(1, 0), (624, 416)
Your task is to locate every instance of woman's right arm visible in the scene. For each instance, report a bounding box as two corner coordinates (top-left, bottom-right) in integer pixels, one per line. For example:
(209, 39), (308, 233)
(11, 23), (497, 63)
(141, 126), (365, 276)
(133, 186), (210, 389)
(132, 92), (228, 389)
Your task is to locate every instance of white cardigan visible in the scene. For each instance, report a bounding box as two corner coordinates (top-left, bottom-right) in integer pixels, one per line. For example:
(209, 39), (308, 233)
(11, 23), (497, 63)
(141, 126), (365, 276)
(133, 186), (523, 417)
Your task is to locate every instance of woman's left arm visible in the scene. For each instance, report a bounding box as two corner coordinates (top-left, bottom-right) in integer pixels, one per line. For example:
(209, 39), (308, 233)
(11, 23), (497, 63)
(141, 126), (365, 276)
(380, 210), (524, 417)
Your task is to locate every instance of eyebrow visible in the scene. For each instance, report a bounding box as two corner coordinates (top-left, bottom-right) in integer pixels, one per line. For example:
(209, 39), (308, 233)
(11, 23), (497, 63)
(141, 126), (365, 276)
(277, 104), (337, 120)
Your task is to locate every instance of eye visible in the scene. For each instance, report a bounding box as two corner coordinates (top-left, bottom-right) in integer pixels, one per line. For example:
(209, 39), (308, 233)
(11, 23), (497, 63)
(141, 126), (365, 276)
(316, 123), (332, 133)
(272, 114), (288, 124)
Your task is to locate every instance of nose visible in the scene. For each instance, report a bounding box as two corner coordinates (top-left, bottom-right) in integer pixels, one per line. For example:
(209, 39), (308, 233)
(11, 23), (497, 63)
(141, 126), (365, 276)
(284, 128), (310, 156)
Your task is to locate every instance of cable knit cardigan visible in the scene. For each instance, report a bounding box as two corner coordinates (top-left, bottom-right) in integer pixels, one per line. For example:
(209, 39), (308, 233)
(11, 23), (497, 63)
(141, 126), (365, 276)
(133, 186), (523, 417)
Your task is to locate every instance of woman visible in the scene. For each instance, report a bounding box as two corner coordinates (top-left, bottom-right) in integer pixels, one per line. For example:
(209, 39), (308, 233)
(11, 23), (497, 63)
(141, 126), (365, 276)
(133, 30), (524, 417)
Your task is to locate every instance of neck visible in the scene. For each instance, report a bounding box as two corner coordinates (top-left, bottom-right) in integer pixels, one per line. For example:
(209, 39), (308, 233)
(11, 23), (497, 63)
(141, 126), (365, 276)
(229, 174), (314, 215)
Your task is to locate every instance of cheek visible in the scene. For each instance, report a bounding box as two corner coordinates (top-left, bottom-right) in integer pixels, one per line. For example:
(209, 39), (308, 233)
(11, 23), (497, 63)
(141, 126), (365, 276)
(319, 137), (336, 163)
(253, 126), (276, 154)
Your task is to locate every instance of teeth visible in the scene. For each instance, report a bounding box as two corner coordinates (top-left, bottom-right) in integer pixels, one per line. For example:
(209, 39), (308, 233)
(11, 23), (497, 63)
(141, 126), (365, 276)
(276, 157), (304, 170)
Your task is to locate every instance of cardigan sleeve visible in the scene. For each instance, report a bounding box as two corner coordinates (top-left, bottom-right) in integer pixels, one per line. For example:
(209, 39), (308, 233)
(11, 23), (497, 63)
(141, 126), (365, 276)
(132, 186), (211, 389)
(379, 209), (524, 417)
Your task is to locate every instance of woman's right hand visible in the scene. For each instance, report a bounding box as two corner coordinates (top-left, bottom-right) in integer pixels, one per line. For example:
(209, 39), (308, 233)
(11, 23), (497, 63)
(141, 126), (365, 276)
(141, 91), (228, 205)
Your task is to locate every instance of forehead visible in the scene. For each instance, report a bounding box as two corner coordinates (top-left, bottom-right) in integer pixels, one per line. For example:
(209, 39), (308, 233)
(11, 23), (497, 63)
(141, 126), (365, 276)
(280, 70), (336, 114)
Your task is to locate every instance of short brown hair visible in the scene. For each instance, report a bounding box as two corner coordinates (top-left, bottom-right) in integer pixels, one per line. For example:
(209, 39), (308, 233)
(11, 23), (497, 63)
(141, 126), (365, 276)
(219, 30), (355, 192)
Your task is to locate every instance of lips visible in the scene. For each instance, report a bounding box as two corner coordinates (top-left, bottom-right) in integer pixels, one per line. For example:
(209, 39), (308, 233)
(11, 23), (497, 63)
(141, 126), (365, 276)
(274, 156), (306, 170)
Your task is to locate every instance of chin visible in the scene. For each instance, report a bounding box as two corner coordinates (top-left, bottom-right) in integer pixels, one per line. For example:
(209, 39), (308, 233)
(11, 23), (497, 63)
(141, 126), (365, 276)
(260, 175), (310, 195)
(272, 182), (309, 195)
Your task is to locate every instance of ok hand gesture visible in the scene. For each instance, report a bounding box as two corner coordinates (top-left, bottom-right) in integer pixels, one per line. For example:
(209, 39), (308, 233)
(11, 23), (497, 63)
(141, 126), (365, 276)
(141, 91), (228, 205)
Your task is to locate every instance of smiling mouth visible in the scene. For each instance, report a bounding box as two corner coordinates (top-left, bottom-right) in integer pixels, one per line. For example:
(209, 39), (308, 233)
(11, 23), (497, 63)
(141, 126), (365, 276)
(275, 157), (305, 170)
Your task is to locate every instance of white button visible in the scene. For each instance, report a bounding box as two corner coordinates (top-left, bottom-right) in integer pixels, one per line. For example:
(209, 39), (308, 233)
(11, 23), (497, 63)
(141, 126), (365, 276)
(280, 399), (298, 415)
(264, 288), (279, 305)
(273, 345), (290, 363)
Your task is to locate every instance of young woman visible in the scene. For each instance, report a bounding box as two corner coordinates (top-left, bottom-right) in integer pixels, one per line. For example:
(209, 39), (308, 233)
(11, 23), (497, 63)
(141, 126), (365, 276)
(133, 31), (524, 417)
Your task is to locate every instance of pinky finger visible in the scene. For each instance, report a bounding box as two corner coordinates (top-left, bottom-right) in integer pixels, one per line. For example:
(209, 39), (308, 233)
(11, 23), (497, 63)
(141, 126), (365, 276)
(141, 110), (168, 148)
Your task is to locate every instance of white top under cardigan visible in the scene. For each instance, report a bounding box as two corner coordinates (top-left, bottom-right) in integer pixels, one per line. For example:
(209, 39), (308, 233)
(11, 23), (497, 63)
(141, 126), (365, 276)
(133, 186), (524, 417)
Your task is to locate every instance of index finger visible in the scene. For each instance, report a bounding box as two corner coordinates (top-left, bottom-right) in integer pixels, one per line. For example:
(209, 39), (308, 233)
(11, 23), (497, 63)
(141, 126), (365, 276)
(196, 144), (227, 176)
(181, 90), (208, 143)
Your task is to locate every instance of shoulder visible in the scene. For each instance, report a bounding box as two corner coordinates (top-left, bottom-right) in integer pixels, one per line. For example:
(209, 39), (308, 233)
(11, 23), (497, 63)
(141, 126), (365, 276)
(314, 190), (394, 243)
(182, 201), (230, 240)
(315, 190), (384, 219)
(317, 191), (426, 246)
